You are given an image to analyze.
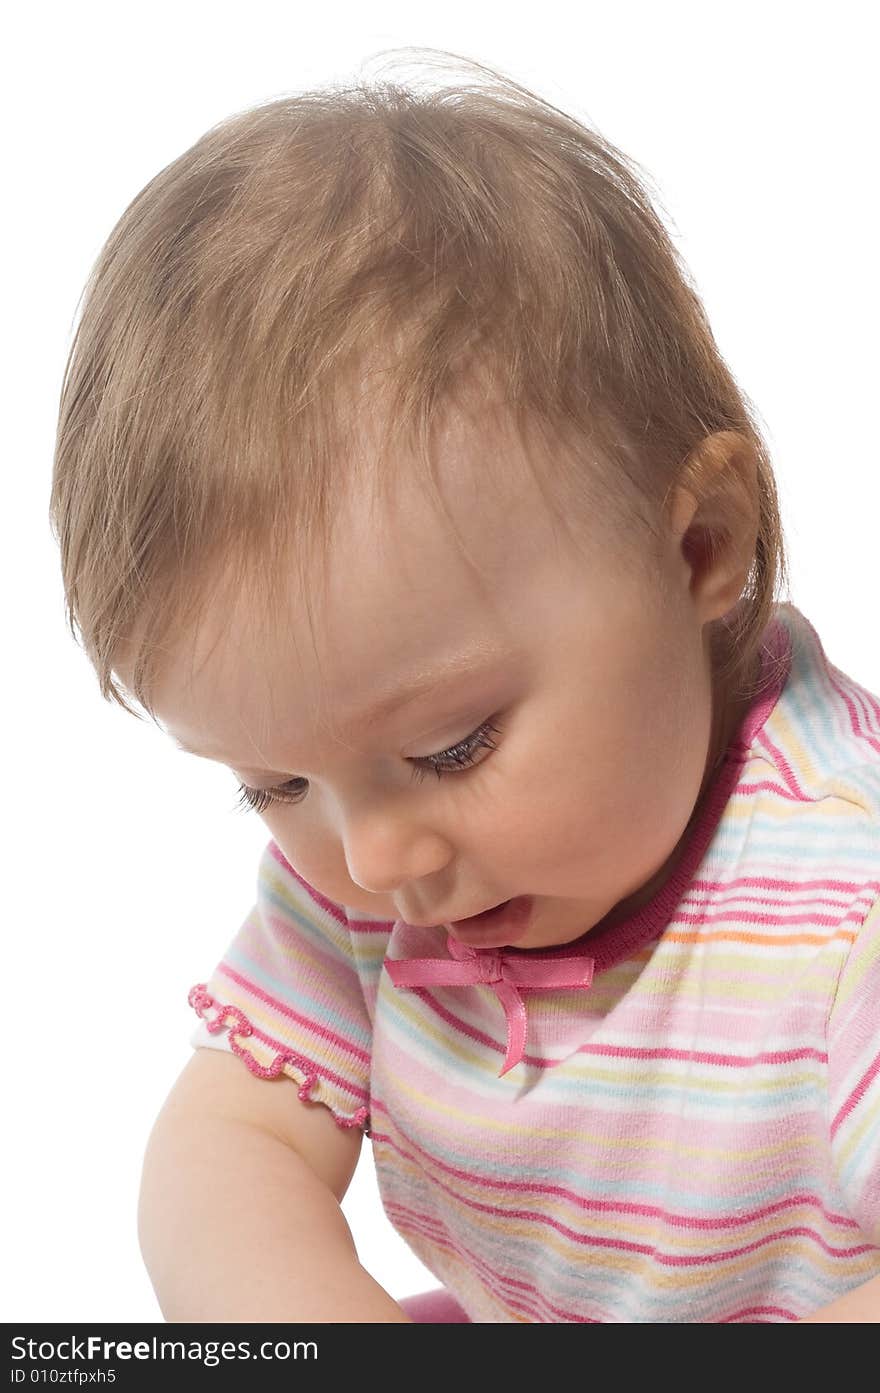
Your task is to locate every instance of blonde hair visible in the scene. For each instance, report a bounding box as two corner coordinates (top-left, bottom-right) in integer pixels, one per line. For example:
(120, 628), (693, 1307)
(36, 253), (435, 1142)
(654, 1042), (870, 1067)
(49, 48), (790, 725)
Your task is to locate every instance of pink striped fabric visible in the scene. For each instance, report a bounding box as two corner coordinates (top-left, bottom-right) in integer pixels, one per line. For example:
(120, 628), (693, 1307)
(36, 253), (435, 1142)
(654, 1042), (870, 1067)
(189, 602), (880, 1321)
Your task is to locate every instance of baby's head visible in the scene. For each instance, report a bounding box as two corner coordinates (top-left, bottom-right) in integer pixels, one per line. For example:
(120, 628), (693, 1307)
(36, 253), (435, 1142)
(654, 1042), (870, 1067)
(50, 51), (790, 948)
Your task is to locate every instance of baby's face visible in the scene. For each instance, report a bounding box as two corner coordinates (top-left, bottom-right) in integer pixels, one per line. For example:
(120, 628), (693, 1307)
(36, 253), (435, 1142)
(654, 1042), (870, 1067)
(141, 408), (745, 951)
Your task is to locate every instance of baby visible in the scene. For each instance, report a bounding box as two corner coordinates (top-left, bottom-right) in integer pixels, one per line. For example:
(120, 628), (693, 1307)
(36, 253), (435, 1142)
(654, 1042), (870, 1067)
(49, 52), (880, 1322)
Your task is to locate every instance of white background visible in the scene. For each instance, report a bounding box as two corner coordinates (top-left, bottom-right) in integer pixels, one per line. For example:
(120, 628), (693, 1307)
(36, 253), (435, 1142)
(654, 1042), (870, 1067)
(3, 0), (877, 1321)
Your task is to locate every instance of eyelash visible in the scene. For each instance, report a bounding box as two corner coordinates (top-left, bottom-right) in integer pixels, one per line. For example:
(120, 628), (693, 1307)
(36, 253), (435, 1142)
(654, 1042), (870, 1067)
(233, 717), (503, 815)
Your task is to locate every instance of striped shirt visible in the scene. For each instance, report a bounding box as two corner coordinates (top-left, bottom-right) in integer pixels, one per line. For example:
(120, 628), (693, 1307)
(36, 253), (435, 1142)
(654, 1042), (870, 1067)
(189, 601), (880, 1322)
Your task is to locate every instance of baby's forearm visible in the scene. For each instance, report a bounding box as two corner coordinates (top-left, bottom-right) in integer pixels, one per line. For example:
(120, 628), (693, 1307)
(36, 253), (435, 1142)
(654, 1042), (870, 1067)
(138, 1109), (412, 1322)
(799, 1273), (880, 1322)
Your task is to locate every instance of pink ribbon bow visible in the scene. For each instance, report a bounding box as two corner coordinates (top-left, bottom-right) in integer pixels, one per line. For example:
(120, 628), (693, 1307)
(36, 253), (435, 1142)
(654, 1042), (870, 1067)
(385, 935), (595, 1076)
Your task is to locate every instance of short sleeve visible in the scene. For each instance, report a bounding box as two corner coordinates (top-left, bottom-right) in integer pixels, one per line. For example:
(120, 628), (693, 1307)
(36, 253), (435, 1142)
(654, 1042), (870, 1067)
(827, 894), (880, 1242)
(188, 838), (377, 1132)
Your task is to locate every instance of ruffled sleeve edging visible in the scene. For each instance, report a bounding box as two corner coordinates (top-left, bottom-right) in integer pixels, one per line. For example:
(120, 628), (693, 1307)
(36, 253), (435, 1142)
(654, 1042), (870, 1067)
(188, 983), (370, 1132)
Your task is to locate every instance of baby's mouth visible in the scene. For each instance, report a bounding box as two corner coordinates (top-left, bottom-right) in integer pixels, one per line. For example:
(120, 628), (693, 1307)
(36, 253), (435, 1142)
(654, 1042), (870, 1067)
(453, 897), (512, 923)
(446, 896), (534, 947)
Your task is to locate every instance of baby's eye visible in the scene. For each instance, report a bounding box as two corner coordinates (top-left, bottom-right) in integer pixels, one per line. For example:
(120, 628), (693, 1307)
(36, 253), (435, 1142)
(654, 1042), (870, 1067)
(408, 716), (502, 783)
(233, 717), (503, 815)
(234, 781), (307, 815)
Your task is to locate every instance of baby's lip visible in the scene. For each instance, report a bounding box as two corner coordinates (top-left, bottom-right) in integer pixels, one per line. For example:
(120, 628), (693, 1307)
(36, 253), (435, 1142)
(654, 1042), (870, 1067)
(446, 895), (534, 948)
(451, 897), (512, 922)
(397, 897), (513, 929)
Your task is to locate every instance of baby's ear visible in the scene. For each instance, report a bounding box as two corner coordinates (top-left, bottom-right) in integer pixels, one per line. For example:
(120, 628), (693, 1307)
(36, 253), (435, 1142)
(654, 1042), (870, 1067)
(666, 431), (760, 620)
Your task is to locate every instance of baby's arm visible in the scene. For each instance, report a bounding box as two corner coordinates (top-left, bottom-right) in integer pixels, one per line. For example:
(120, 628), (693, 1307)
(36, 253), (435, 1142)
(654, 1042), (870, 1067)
(138, 1048), (412, 1322)
(799, 1277), (880, 1322)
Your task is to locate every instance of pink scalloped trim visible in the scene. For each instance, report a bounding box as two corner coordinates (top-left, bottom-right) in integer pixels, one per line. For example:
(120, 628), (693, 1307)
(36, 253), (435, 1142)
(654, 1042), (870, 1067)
(187, 984), (369, 1131)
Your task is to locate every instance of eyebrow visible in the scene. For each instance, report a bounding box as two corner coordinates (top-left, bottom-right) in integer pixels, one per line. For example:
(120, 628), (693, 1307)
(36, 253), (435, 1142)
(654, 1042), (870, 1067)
(171, 646), (510, 770)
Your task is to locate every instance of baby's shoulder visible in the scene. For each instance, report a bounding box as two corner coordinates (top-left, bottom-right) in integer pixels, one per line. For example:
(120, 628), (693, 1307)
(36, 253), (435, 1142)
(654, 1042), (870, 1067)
(259, 839), (396, 979)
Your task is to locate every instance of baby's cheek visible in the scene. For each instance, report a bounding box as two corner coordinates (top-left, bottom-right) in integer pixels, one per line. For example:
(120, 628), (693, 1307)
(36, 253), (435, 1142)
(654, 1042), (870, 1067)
(259, 815), (342, 901)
